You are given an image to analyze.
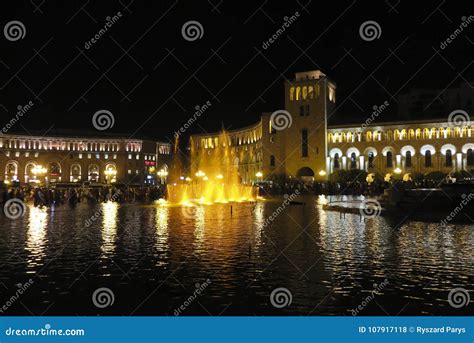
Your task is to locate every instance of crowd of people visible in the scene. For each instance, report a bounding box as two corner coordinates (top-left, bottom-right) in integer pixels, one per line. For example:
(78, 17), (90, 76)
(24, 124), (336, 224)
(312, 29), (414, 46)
(0, 184), (167, 210)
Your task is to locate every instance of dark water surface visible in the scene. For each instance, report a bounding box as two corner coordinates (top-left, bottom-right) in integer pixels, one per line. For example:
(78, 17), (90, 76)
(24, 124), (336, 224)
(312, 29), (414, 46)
(0, 195), (472, 315)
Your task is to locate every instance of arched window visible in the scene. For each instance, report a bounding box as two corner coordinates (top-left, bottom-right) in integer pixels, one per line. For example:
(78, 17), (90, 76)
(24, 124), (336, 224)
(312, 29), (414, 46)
(25, 162), (36, 183)
(270, 155), (275, 167)
(445, 150), (453, 167)
(88, 164), (99, 182)
(425, 150), (432, 167)
(334, 153), (340, 169)
(302, 86), (308, 100)
(295, 87), (301, 100)
(386, 151), (393, 168)
(368, 152), (374, 168)
(70, 164), (82, 182)
(405, 151), (412, 168)
(308, 86), (314, 99)
(350, 152), (357, 169)
(301, 129), (308, 157)
(289, 87), (295, 101)
(467, 149), (474, 166)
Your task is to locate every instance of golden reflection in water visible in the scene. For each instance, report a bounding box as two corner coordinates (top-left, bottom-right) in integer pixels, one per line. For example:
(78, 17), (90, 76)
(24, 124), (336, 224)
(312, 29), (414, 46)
(101, 202), (118, 257)
(193, 206), (206, 252)
(155, 206), (169, 250)
(253, 202), (264, 247)
(26, 206), (48, 268)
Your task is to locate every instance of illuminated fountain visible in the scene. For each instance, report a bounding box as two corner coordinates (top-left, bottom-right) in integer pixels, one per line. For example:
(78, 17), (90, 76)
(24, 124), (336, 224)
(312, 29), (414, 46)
(164, 131), (257, 205)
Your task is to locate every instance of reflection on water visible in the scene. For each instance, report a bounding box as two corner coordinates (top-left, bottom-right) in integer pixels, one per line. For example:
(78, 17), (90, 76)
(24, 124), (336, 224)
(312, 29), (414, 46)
(26, 206), (48, 269)
(155, 206), (169, 250)
(101, 202), (118, 257)
(0, 195), (472, 315)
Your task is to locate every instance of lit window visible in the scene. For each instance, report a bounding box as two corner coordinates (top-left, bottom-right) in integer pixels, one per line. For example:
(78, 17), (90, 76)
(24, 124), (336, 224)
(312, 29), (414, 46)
(78, 154), (83, 159)
(128, 154), (132, 159)
(136, 154), (139, 160)
(25, 152), (30, 157)
(105, 154), (109, 159)
(5, 151), (10, 157)
(128, 169), (131, 174)
(15, 152), (20, 157)
(88, 154), (92, 159)
(34, 152), (39, 157)
(135, 169), (139, 174)
(96, 154), (100, 159)
(113, 154), (117, 159)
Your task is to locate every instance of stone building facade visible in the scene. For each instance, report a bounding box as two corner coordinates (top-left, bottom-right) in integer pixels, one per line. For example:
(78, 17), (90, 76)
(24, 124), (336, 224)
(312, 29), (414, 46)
(0, 133), (172, 186)
(190, 70), (474, 184)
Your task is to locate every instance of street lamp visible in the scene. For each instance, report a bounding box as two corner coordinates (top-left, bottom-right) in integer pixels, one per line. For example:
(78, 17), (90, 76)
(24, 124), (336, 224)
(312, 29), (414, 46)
(157, 169), (168, 184)
(32, 165), (47, 185)
(104, 168), (117, 184)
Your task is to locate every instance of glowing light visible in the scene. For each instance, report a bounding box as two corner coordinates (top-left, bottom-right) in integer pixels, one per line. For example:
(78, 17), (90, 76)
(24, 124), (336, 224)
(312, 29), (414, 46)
(255, 171), (263, 178)
(203, 176), (209, 181)
(216, 174), (224, 179)
(318, 170), (326, 176)
(185, 177), (192, 182)
(394, 167), (402, 174)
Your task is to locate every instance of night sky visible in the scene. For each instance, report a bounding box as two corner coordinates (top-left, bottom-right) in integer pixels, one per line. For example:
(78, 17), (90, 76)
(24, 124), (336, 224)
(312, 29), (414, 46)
(1, 0), (472, 145)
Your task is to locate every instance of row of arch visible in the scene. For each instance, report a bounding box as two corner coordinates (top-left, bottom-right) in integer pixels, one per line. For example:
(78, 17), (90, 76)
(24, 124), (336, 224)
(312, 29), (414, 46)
(289, 84), (321, 101)
(4, 161), (117, 183)
(329, 126), (474, 143)
(329, 143), (474, 170)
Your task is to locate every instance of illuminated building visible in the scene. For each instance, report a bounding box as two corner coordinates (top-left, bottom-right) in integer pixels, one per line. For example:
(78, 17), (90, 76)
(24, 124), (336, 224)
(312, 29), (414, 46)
(0, 133), (171, 185)
(190, 70), (474, 183)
